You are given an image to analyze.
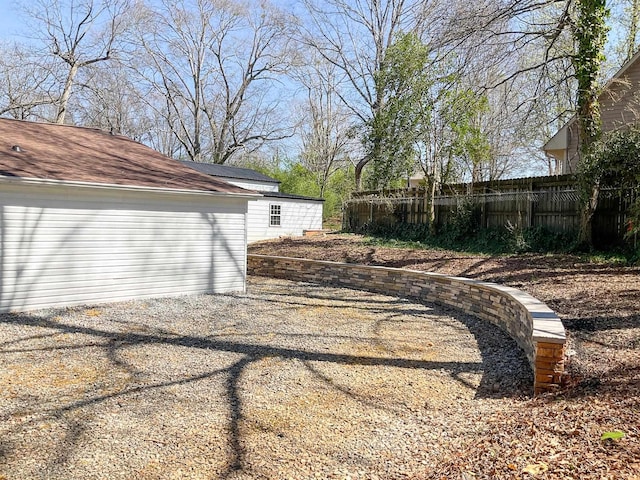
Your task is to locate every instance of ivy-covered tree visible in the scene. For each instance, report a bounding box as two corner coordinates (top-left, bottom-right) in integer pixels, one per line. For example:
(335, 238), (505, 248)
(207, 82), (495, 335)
(573, 0), (610, 248)
(364, 32), (433, 191)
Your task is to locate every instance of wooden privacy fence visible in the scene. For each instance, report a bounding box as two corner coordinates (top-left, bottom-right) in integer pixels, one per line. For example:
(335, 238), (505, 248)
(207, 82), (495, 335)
(343, 175), (636, 246)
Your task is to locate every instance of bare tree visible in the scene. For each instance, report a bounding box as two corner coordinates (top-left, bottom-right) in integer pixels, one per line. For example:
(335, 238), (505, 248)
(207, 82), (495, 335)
(453, 0), (611, 246)
(295, 54), (354, 197)
(72, 62), (157, 142)
(606, 0), (640, 65)
(300, 0), (437, 189)
(466, 46), (575, 179)
(24, 0), (130, 124)
(623, 0), (640, 60)
(130, 0), (296, 164)
(0, 42), (58, 120)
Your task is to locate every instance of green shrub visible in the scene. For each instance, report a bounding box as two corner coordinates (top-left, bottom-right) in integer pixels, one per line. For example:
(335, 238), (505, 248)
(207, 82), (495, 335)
(439, 200), (482, 243)
(359, 220), (577, 255)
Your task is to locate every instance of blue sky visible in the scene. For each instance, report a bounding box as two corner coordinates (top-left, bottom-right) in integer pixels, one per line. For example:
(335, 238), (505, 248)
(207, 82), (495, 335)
(0, 0), (28, 41)
(0, 0), (629, 58)
(0, 0), (304, 42)
(0, 0), (22, 36)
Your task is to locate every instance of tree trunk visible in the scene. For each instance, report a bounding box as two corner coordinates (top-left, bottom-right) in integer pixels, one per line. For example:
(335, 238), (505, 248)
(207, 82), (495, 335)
(573, 0), (609, 249)
(427, 175), (437, 235)
(56, 63), (79, 124)
(354, 156), (371, 191)
(577, 183), (600, 247)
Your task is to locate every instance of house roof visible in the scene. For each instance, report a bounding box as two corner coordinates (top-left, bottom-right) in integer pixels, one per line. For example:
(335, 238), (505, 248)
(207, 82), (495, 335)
(180, 160), (280, 184)
(0, 118), (254, 195)
(181, 160), (280, 184)
(180, 160), (323, 202)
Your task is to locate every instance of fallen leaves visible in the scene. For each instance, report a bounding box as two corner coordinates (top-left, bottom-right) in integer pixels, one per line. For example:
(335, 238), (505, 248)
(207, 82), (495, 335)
(523, 462), (548, 475)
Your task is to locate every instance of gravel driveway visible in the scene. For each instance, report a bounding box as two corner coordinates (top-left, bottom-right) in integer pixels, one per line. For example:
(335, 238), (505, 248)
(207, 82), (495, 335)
(1, 277), (531, 480)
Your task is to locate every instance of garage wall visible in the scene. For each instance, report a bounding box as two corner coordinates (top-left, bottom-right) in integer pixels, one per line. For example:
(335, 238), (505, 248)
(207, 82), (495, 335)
(246, 197), (323, 243)
(0, 182), (248, 312)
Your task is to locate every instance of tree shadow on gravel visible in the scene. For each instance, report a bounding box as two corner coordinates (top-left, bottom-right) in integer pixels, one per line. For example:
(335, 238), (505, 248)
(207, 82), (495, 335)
(0, 285), (531, 479)
(248, 284), (533, 400)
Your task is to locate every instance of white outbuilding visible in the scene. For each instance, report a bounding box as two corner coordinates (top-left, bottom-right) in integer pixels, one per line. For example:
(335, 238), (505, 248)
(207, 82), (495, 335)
(0, 119), (259, 312)
(181, 161), (324, 243)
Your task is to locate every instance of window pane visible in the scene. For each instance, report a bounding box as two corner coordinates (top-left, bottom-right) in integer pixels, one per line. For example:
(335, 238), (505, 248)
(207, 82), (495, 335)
(270, 204), (281, 226)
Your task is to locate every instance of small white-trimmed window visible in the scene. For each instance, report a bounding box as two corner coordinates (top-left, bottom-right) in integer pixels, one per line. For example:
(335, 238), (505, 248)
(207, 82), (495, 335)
(269, 204), (281, 226)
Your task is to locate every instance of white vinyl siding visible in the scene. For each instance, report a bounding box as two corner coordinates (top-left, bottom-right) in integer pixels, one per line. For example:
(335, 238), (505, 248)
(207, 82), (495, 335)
(246, 197), (323, 243)
(0, 182), (248, 312)
(223, 178), (279, 192)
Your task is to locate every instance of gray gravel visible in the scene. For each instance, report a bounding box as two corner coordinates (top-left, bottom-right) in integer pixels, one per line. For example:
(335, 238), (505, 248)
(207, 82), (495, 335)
(0, 277), (531, 479)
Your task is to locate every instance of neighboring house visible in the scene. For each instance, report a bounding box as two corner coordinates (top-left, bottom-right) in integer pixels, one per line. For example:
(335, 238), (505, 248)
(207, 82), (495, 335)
(408, 171), (427, 188)
(181, 161), (324, 243)
(0, 118), (259, 312)
(544, 50), (640, 174)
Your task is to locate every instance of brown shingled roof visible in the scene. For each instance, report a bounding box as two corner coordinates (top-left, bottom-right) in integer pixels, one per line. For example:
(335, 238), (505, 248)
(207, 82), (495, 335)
(0, 118), (253, 195)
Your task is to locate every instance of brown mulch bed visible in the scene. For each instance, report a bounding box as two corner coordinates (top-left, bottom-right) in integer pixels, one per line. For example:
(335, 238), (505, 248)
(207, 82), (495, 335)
(249, 234), (640, 479)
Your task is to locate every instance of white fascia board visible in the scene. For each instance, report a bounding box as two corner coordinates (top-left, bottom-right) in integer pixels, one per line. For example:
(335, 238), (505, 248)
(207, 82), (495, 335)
(0, 175), (263, 200)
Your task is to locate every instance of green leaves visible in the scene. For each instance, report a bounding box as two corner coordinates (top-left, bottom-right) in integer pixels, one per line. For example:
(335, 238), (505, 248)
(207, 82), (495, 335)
(365, 31), (490, 191)
(583, 126), (640, 239)
(365, 32), (432, 189)
(601, 430), (626, 441)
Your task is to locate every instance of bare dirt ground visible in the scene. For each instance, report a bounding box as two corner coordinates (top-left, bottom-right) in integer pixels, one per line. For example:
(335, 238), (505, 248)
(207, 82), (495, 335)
(249, 233), (640, 478)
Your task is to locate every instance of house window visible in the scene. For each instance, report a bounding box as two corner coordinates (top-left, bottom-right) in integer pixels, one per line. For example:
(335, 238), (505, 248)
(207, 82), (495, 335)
(270, 204), (281, 226)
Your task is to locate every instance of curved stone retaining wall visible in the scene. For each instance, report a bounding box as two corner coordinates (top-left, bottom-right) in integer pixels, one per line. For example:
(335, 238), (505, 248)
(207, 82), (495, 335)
(248, 254), (566, 395)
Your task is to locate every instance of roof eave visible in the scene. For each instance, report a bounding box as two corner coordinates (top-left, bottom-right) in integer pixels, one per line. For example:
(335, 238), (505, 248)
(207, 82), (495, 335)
(212, 173), (280, 183)
(260, 191), (325, 202)
(542, 124), (569, 151)
(0, 175), (263, 199)
(544, 49), (640, 145)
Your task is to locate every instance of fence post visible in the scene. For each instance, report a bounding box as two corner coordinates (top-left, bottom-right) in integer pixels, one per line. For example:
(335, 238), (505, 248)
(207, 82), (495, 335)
(481, 185), (487, 228)
(528, 180), (534, 228)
